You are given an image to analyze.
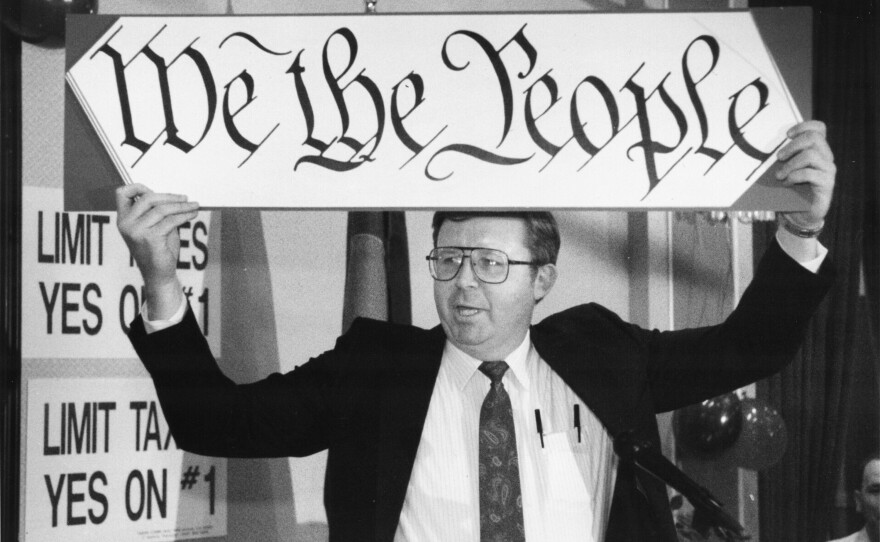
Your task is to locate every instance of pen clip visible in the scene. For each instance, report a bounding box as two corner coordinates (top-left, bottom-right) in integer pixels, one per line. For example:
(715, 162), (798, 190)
(574, 404), (582, 443)
(534, 409), (544, 448)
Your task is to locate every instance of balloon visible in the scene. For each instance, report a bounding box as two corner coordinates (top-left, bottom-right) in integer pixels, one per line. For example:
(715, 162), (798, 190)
(1, 0), (97, 49)
(673, 392), (743, 458)
(731, 398), (788, 471)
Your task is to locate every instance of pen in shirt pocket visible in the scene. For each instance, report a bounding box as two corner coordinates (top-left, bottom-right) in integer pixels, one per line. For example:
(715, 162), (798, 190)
(534, 409), (545, 448)
(574, 404), (582, 443)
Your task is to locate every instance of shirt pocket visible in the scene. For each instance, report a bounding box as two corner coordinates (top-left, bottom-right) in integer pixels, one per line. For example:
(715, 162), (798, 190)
(539, 429), (595, 539)
(540, 429), (591, 503)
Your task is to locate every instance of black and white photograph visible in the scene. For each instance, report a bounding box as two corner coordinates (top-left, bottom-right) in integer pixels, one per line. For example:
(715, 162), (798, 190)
(1, 0), (876, 541)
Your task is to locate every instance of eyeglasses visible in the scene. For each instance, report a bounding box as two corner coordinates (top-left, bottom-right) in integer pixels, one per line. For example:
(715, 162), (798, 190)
(426, 247), (537, 284)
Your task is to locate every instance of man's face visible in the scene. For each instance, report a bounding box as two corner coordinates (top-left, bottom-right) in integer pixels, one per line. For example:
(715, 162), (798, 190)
(433, 217), (556, 361)
(856, 459), (880, 533)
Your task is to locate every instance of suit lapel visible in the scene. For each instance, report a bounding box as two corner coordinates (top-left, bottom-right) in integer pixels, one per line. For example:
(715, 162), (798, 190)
(533, 311), (679, 542)
(374, 325), (446, 541)
(531, 317), (637, 440)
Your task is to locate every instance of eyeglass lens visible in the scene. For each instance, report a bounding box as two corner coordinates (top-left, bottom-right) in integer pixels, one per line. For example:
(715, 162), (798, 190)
(430, 248), (509, 283)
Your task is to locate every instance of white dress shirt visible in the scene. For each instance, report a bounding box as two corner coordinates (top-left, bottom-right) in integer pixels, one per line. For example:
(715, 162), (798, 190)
(828, 528), (871, 542)
(393, 334), (617, 542)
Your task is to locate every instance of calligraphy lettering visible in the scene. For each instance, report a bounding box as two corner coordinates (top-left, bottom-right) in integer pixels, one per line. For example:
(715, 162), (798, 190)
(622, 70), (689, 197)
(96, 38), (216, 157)
(524, 71), (563, 157)
(728, 78), (774, 162)
(222, 70), (258, 152)
(294, 28), (384, 171)
(391, 72), (446, 166)
(442, 25), (537, 147)
(682, 35), (724, 163)
(79, 18), (794, 196)
(570, 75), (620, 157)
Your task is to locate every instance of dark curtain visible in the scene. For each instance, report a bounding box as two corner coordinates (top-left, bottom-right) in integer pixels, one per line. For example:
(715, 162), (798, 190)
(750, 1), (880, 541)
(869, 6), (880, 350)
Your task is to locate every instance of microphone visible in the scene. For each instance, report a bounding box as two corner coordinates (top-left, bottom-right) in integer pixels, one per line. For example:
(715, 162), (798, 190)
(613, 431), (747, 539)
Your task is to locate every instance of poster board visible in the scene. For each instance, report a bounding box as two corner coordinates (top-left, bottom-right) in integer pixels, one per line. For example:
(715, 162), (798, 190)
(19, 187), (224, 540)
(20, 186), (219, 359)
(63, 10), (813, 211)
(25, 378), (227, 542)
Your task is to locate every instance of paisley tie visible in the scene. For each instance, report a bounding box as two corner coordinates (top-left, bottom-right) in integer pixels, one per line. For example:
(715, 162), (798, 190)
(478, 361), (525, 541)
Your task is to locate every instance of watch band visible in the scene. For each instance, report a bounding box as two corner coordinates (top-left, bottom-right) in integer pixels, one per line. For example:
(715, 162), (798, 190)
(778, 213), (825, 238)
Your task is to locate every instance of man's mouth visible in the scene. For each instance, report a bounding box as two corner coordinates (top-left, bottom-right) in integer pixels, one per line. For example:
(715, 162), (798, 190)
(455, 305), (483, 317)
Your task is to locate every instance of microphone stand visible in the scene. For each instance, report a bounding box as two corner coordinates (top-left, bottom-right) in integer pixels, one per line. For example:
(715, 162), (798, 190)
(614, 431), (749, 541)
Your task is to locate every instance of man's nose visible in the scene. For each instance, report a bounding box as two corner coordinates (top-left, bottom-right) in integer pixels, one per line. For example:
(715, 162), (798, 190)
(455, 256), (479, 288)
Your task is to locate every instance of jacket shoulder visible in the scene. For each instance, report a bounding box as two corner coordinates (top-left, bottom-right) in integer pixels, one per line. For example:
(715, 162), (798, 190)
(345, 316), (436, 342)
(338, 317), (444, 359)
(535, 302), (639, 335)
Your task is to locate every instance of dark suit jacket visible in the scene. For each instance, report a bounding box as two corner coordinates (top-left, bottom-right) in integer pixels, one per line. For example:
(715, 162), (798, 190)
(129, 240), (833, 542)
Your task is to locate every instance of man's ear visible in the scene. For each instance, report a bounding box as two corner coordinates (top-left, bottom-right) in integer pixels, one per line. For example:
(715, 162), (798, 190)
(855, 489), (864, 514)
(533, 263), (557, 303)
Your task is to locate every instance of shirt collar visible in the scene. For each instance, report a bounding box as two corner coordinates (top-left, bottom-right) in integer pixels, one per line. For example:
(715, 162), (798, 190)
(444, 331), (533, 392)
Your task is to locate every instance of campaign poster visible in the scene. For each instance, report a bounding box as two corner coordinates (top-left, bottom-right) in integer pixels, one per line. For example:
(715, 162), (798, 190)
(25, 378), (227, 542)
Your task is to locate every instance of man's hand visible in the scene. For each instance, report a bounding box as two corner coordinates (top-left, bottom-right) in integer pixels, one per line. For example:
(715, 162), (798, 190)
(776, 120), (836, 227)
(116, 183), (199, 320)
(774, 120), (836, 261)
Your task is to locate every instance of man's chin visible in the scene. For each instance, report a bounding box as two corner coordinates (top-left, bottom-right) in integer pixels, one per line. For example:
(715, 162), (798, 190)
(448, 333), (492, 357)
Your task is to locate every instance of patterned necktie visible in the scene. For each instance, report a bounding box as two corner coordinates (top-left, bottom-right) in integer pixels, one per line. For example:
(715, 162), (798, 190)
(478, 361), (525, 541)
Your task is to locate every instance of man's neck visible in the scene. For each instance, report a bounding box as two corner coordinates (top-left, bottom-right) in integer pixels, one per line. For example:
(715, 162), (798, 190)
(451, 330), (531, 363)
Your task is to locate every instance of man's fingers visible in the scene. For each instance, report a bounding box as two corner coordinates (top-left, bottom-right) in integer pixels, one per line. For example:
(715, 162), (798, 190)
(118, 194), (192, 240)
(776, 149), (833, 180)
(115, 183), (152, 214)
(153, 209), (200, 237)
(776, 129), (834, 190)
(116, 184), (189, 220)
(116, 183), (152, 200)
(786, 120), (827, 139)
(138, 201), (200, 230)
(781, 168), (824, 187)
(777, 130), (833, 162)
(129, 192), (190, 220)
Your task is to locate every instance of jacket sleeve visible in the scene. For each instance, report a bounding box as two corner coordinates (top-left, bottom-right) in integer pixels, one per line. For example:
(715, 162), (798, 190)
(641, 238), (834, 412)
(128, 306), (370, 458)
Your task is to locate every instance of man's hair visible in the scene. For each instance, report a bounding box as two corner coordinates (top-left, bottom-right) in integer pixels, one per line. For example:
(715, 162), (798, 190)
(431, 211), (561, 266)
(857, 450), (880, 489)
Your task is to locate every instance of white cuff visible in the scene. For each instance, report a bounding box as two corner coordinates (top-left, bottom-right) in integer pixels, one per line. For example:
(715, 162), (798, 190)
(776, 231), (828, 273)
(141, 296), (187, 334)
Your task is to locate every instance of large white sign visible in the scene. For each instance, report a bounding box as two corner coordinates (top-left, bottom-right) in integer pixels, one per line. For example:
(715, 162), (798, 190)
(25, 378), (227, 542)
(21, 186), (219, 359)
(66, 12), (800, 209)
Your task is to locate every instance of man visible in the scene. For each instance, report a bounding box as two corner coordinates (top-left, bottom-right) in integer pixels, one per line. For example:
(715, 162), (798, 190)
(830, 455), (880, 542)
(117, 120), (835, 541)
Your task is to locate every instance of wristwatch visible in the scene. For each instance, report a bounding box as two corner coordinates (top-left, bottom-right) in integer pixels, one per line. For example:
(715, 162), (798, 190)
(778, 213), (824, 238)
